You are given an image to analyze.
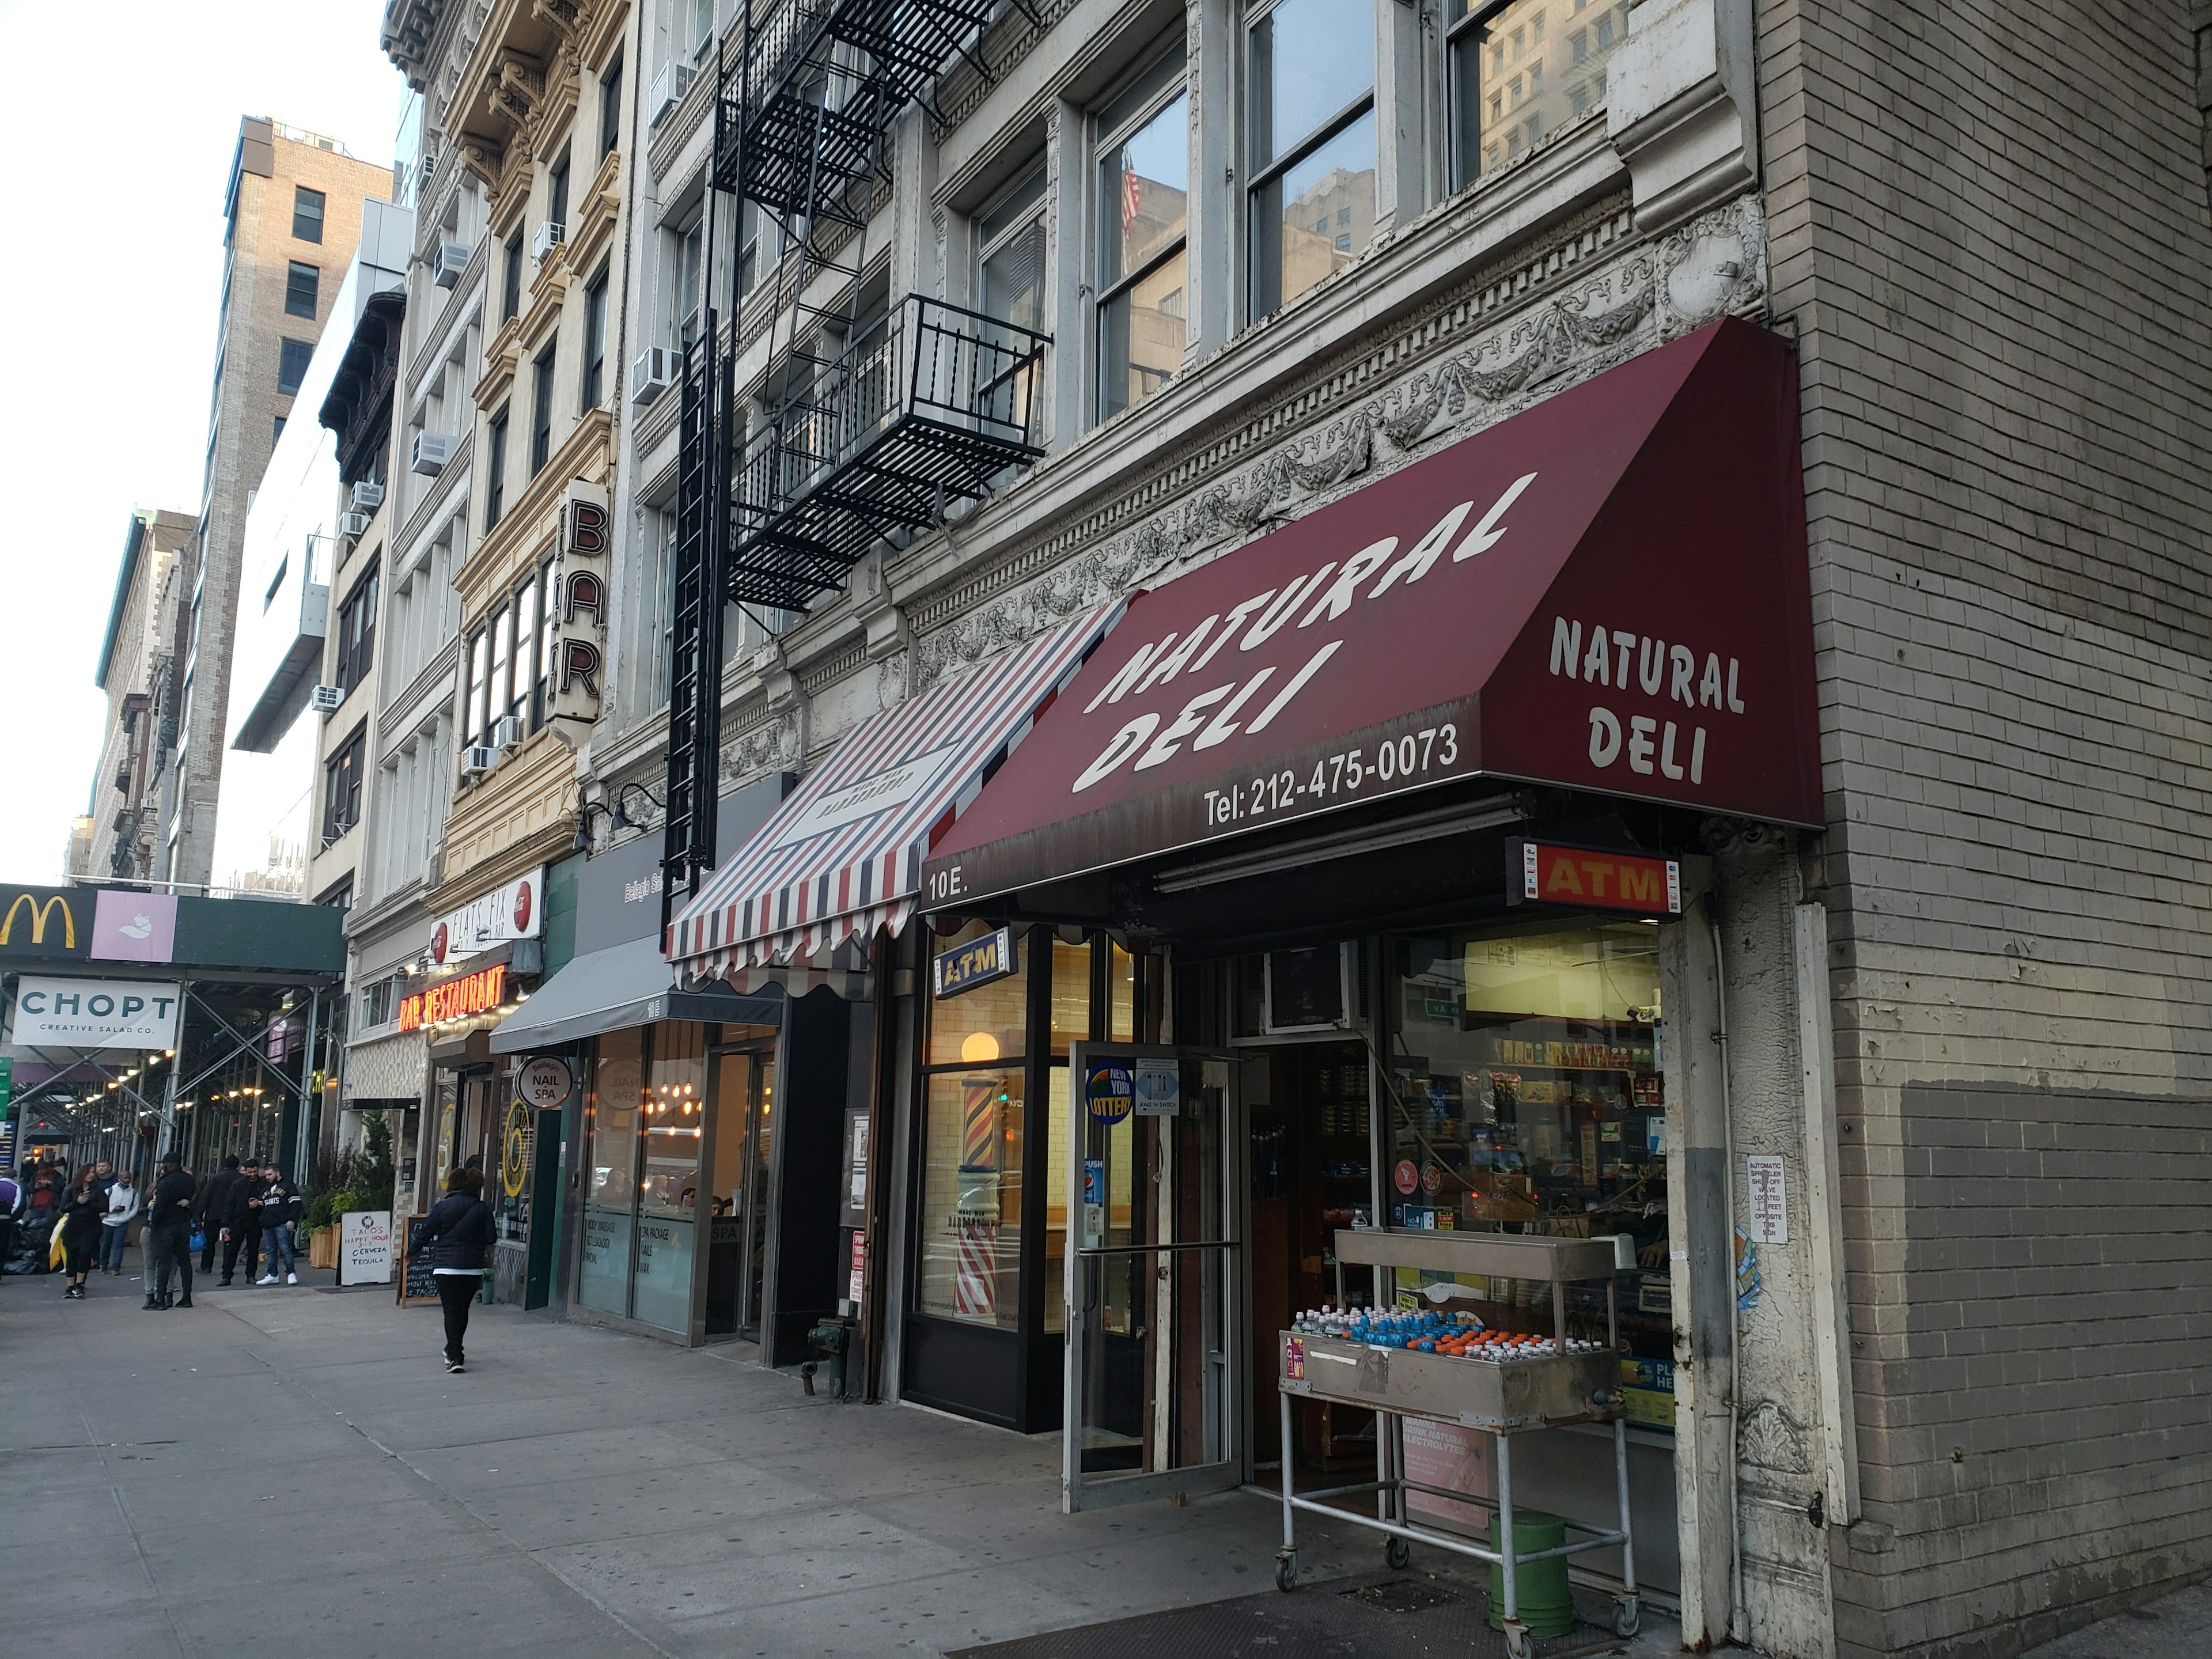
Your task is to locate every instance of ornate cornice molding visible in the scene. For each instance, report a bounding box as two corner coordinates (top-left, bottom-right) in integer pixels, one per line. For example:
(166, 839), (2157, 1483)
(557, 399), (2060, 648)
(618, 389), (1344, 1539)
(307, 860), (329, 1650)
(911, 194), (1768, 691)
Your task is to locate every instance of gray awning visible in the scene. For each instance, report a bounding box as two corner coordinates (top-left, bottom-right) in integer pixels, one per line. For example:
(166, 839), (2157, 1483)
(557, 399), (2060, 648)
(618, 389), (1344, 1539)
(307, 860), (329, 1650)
(488, 935), (783, 1054)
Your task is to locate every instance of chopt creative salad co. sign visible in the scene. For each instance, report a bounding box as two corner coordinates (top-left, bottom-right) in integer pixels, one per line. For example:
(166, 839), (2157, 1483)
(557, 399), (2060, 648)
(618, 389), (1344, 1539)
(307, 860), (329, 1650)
(12, 978), (183, 1048)
(397, 963), (507, 1032)
(923, 319), (1822, 908)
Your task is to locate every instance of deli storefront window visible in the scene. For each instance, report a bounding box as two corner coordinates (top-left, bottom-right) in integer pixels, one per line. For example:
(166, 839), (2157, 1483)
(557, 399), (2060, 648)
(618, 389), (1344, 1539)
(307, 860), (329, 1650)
(1385, 923), (1673, 1429)
(908, 921), (1149, 1429)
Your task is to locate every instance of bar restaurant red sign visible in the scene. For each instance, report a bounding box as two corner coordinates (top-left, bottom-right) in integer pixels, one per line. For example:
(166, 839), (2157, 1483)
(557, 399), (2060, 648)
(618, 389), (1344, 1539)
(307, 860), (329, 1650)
(397, 963), (507, 1032)
(1510, 840), (1681, 915)
(924, 319), (1821, 909)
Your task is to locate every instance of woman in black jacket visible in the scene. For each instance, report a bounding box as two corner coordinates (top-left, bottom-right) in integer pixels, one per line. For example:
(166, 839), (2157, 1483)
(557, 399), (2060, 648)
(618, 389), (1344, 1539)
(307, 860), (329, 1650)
(417, 1168), (494, 1372)
(58, 1171), (106, 1299)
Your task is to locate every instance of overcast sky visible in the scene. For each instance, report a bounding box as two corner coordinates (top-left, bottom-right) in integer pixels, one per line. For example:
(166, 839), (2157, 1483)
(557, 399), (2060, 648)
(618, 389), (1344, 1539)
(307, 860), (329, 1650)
(0, 0), (405, 885)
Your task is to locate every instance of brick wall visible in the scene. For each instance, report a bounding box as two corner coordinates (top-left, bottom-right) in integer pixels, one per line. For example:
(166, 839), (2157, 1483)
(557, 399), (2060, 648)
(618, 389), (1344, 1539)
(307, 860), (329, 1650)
(1756, 0), (2212, 1650)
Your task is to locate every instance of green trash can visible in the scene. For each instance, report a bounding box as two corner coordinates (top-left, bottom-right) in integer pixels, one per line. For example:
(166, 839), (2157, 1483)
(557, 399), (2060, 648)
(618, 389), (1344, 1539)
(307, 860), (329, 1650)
(1488, 1509), (1575, 1637)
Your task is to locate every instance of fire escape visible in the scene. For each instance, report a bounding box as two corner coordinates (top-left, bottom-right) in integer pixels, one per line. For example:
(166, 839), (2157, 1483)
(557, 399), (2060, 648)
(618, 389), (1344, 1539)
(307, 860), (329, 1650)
(662, 0), (1048, 914)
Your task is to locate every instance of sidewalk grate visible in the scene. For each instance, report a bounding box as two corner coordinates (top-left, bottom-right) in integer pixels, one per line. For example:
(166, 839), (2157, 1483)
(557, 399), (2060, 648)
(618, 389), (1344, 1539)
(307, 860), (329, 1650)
(946, 1575), (1625, 1658)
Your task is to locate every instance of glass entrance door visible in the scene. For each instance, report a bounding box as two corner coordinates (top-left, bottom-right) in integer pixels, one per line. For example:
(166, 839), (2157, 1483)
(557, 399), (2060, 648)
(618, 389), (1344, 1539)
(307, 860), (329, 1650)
(703, 1047), (776, 1339)
(1062, 1043), (1243, 1513)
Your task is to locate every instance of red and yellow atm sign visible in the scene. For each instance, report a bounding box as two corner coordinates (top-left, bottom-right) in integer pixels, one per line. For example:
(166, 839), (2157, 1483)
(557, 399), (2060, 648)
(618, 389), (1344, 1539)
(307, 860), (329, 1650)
(1512, 840), (1681, 916)
(397, 963), (507, 1032)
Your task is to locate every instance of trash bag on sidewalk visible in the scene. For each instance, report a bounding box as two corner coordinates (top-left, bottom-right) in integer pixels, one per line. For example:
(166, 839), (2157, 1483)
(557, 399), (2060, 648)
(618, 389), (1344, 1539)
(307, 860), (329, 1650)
(9, 1215), (58, 1275)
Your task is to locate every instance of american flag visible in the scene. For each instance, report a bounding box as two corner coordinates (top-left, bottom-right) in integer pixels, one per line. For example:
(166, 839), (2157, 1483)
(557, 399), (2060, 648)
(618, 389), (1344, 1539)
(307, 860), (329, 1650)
(1120, 154), (1142, 243)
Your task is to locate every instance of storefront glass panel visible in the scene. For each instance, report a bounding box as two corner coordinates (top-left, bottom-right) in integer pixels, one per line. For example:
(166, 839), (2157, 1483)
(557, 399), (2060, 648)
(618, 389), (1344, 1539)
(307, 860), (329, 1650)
(634, 1023), (706, 1333)
(1385, 922), (1672, 1427)
(918, 1067), (1025, 1328)
(577, 1028), (642, 1315)
(926, 923), (1028, 1066)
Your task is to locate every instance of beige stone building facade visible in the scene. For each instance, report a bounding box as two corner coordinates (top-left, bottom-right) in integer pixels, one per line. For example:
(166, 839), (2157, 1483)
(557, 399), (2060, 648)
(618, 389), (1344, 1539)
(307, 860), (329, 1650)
(165, 120), (395, 892)
(73, 508), (197, 883)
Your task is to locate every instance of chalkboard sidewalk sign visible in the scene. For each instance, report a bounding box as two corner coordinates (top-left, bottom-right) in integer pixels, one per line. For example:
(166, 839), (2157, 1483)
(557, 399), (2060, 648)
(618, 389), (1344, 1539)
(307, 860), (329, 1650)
(398, 1214), (438, 1305)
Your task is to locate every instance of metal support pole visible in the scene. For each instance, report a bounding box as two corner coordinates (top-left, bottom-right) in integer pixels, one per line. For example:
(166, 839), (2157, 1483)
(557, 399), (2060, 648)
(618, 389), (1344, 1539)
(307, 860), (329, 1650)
(1280, 1388), (1296, 1551)
(1615, 1417), (1638, 1593)
(296, 988), (320, 1186)
(1497, 1430), (1519, 1624)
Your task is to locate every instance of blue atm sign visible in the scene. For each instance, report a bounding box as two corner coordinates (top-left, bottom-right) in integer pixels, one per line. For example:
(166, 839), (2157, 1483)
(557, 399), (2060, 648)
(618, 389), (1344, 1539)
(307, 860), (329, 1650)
(932, 926), (1018, 999)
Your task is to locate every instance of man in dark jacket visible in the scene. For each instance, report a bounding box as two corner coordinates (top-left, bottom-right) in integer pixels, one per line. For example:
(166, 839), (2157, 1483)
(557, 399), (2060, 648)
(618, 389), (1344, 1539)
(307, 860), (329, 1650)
(194, 1155), (239, 1274)
(219, 1157), (263, 1286)
(144, 1152), (196, 1309)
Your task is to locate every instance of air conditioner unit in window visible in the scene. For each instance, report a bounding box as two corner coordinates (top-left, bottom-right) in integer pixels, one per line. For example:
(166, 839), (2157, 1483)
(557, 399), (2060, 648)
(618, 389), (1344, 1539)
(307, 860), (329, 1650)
(531, 220), (566, 262)
(461, 745), (497, 777)
(350, 480), (385, 512)
(648, 62), (695, 128)
(411, 430), (457, 476)
(490, 715), (524, 751)
(309, 685), (344, 714)
(339, 511), (371, 539)
(432, 241), (471, 288)
(630, 346), (675, 406)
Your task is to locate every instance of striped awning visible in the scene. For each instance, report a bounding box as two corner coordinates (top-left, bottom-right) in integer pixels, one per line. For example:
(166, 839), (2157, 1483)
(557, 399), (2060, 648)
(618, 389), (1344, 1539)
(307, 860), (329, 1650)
(666, 606), (1119, 985)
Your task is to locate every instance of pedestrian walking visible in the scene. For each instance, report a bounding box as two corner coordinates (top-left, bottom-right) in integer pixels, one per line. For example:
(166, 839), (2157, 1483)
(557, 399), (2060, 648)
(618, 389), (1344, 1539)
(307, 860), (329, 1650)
(25, 1157), (66, 1270)
(58, 1171), (105, 1299)
(0, 1168), (21, 1275)
(144, 1152), (195, 1310)
(416, 1168), (493, 1373)
(255, 1167), (300, 1285)
(194, 1154), (239, 1275)
(218, 1156), (263, 1286)
(100, 1168), (141, 1274)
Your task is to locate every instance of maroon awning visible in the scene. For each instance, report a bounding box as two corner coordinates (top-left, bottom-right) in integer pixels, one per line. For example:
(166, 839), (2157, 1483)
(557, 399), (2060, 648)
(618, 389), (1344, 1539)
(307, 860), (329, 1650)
(924, 318), (1821, 910)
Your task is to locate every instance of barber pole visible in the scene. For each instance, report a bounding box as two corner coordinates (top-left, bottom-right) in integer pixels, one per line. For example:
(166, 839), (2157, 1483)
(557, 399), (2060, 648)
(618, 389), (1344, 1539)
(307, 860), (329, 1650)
(955, 1220), (997, 1317)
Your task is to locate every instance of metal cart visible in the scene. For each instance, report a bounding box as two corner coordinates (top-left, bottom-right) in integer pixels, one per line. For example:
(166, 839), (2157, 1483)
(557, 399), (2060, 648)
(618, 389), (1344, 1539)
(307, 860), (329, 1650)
(1275, 1229), (1640, 1656)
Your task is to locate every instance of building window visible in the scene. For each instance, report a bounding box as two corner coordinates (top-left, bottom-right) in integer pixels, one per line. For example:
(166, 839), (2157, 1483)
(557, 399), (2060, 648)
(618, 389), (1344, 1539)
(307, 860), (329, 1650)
(273, 415), (286, 446)
(672, 217), (704, 348)
(488, 603), (513, 738)
(278, 337), (314, 395)
(737, 198), (760, 299)
(484, 407), (509, 532)
(537, 554), (557, 724)
(1094, 48), (1188, 426)
(979, 166), (1047, 334)
(285, 260), (320, 319)
(1449, 0), (1619, 192)
(691, 0), (714, 57)
(548, 146), (571, 237)
(321, 725), (366, 846)
(334, 569), (378, 698)
(465, 626), (490, 749)
(1247, 0), (1376, 319)
(600, 52), (623, 159)
(976, 165), (1045, 425)
(293, 185), (325, 243)
(503, 232), (524, 323)
(530, 347), (555, 475)
(511, 574), (541, 727)
(582, 272), (608, 410)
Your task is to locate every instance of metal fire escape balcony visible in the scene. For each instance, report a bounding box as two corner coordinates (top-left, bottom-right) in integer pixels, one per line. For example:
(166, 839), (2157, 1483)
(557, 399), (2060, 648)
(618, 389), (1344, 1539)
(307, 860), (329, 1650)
(662, 0), (1041, 908)
(729, 294), (1046, 610)
(711, 0), (1003, 215)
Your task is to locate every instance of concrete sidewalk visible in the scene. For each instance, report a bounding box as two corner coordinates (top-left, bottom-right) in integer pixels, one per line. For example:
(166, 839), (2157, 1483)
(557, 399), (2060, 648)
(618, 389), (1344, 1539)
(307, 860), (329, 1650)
(1, 1262), (1678, 1658)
